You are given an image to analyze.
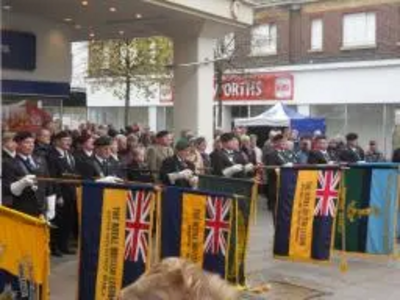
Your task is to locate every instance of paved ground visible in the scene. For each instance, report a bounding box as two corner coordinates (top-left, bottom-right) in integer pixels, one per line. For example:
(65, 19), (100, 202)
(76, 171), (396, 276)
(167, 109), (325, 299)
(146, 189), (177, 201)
(50, 198), (400, 299)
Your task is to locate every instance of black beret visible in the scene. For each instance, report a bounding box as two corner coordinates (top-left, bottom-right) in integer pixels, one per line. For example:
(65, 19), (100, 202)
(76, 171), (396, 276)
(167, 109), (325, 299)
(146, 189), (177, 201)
(175, 139), (190, 151)
(94, 136), (112, 147)
(346, 133), (358, 141)
(54, 131), (71, 140)
(14, 131), (34, 143)
(156, 130), (170, 139)
(220, 133), (235, 143)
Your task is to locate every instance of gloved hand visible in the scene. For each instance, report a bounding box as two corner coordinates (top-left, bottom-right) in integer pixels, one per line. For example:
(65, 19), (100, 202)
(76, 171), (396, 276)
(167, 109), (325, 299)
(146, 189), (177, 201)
(46, 194), (57, 221)
(10, 175), (37, 196)
(96, 176), (124, 183)
(223, 164), (244, 177)
(178, 169), (194, 180)
(244, 163), (255, 173)
(283, 163), (293, 167)
(189, 176), (199, 188)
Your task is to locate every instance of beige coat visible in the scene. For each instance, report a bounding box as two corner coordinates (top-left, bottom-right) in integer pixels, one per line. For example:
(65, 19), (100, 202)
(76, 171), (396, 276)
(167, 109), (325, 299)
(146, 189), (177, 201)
(146, 145), (174, 176)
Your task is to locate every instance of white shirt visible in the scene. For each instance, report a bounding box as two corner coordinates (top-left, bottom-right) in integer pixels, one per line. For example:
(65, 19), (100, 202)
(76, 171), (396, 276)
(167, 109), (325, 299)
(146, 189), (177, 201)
(84, 150), (93, 157)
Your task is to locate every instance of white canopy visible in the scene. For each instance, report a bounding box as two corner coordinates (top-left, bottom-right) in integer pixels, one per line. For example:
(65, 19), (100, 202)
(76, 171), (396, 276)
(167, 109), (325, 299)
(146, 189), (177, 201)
(235, 103), (300, 127)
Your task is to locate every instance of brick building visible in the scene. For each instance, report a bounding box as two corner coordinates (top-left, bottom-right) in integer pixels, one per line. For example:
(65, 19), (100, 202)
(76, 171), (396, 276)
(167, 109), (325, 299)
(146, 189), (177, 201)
(223, 0), (400, 156)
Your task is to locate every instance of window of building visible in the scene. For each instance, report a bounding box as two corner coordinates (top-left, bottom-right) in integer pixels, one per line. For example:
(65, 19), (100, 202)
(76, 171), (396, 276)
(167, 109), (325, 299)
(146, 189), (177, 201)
(342, 12), (376, 48)
(250, 23), (277, 56)
(310, 18), (323, 51)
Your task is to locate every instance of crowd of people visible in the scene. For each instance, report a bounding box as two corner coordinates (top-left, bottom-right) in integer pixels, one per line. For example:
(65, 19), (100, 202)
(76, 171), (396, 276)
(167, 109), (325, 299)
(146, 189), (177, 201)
(1, 120), (397, 257)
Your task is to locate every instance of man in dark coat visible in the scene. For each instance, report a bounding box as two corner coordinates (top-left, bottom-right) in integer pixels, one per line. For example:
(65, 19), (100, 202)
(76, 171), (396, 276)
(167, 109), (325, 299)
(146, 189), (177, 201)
(339, 133), (365, 163)
(263, 134), (290, 214)
(76, 136), (122, 181)
(211, 133), (254, 178)
(127, 147), (154, 183)
(308, 136), (334, 164)
(34, 128), (52, 158)
(1, 132), (17, 207)
(47, 131), (78, 255)
(73, 134), (94, 166)
(159, 139), (197, 188)
(2, 131), (56, 218)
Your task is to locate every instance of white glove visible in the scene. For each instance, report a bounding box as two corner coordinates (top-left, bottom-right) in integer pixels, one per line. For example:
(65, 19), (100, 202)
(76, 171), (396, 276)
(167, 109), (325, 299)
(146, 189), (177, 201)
(222, 164), (244, 177)
(178, 169), (194, 180)
(283, 163), (293, 167)
(10, 175), (37, 196)
(244, 163), (255, 173)
(189, 176), (199, 188)
(46, 195), (57, 221)
(328, 161), (336, 165)
(96, 176), (124, 183)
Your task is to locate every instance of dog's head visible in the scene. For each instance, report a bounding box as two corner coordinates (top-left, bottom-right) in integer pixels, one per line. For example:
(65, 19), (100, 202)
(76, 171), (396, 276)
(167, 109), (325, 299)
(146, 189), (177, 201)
(119, 258), (238, 300)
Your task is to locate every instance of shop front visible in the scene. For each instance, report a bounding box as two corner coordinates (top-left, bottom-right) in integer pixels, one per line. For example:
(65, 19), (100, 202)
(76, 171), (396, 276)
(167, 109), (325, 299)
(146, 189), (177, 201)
(1, 13), (72, 132)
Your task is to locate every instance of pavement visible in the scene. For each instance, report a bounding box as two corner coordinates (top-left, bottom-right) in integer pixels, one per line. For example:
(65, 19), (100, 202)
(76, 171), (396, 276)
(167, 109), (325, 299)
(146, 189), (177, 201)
(49, 198), (400, 300)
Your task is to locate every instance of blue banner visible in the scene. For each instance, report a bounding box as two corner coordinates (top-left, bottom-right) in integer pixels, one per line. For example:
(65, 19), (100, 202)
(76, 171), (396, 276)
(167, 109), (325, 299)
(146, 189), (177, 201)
(2, 30), (36, 70)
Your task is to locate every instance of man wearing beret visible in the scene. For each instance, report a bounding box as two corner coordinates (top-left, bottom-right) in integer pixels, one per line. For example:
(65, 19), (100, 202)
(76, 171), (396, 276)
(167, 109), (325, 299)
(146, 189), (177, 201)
(2, 131), (56, 219)
(1, 132), (17, 207)
(47, 131), (78, 256)
(339, 133), (365, 163)
(76, 136), (123, 183)
(159, 139), (198, 188)
(211, 133), (254, 178)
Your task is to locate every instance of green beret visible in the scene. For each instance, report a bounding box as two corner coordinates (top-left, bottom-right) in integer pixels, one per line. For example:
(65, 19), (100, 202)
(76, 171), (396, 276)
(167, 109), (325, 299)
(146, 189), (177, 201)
(175, 139), (190, 151)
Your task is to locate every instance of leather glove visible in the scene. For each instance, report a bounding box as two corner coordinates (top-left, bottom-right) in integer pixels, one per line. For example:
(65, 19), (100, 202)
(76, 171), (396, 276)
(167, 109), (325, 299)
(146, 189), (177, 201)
(10, 175), (37, 196)
(244, 163), (255, 173)
(96, 176), (124, 183)
(46, 195), (57, 221)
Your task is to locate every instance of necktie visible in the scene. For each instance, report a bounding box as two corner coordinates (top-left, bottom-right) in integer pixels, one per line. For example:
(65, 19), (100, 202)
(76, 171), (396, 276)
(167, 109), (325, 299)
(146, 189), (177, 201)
(25, 157), (36, 171)
(103, 159), (109, 176)
(65, 151), (72, 168)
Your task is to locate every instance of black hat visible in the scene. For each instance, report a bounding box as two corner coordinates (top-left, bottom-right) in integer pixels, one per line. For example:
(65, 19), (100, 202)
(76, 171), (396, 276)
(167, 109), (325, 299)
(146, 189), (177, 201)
(54, 131), (71, 140)
(220, 133), (235, 143)
(175, 139), (190, 151)
(94, 136), (112, 147)
(346, 133), (358, 142)
(156, 130), (170, 139)
(76, 134), (93, 145)
(272, 134), (284, 143)
(14, 131), (34, 143)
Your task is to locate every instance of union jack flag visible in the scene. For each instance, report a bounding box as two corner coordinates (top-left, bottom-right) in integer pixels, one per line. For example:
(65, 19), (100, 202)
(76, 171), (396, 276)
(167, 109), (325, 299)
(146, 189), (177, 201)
(204, 196), (231, 256)
(314, 170), (341, 217)
(125, 190), (153, 262)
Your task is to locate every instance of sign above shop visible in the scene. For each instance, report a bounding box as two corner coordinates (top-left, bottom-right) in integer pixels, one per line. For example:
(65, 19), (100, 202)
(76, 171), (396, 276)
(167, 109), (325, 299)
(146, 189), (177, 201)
(216, 73), (294, 101)
(1, 30), (36, 71)
(160, 73), (294, 102)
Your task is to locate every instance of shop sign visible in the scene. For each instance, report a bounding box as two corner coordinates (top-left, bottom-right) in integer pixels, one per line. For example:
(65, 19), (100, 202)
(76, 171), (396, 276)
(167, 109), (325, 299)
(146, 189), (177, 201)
(1, 30), (36, 71)
(216, 73), (293, 101)
(159, 73), (293, 102)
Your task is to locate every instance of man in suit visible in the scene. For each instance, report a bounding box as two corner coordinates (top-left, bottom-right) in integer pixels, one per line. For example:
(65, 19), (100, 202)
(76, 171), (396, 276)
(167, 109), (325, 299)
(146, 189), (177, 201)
(146, 131), (174, 181)
(34, 128), (52, 158)
(1, 132), (17, 206)
(308, 136), (334, 164)
(76, 136), (122, 182)
(109, 137), (126, 179)
(74, 134), (95, 165)
(263, 134), (290, 213)
(47, 131), (78, 256)
(2, 131), (56, 218)
(339, 133), (365, 163)
(211, 133), (254, 178)
(159, 139), (197, 188)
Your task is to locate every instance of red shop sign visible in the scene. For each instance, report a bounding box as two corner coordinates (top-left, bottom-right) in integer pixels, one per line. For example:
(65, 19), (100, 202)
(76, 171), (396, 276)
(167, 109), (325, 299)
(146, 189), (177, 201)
(215, 73), (293, 101)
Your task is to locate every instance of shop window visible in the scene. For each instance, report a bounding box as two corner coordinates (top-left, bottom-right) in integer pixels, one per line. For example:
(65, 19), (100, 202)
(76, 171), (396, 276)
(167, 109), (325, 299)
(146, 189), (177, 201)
(342, 12), (376, 48)
(231, 105), (249, 118)
(216, 32), (235, 58)
(250, 23), (277, 56)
